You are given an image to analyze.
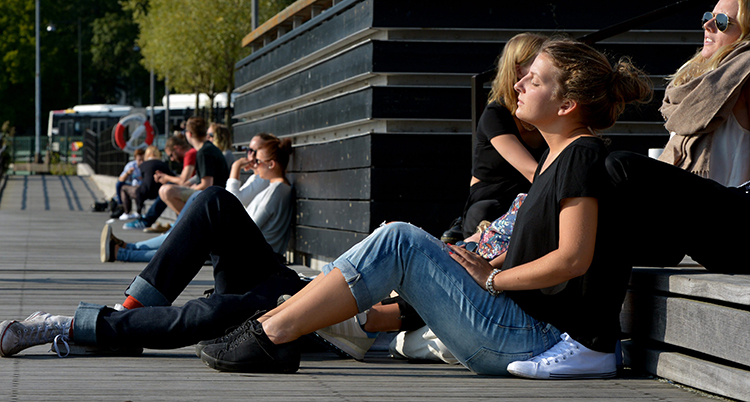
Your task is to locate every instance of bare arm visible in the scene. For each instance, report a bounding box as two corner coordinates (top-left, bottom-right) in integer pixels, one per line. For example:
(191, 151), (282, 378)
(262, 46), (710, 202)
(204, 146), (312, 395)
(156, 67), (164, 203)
(191, 176), (214, 190)
(230, 157), (253, 180)
(118, 167), (134, 182)
(155, 165), (195, 186)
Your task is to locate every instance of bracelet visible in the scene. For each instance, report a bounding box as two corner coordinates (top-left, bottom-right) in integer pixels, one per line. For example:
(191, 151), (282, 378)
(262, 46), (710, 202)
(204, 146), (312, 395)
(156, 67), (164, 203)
(485, 269), (503, 297)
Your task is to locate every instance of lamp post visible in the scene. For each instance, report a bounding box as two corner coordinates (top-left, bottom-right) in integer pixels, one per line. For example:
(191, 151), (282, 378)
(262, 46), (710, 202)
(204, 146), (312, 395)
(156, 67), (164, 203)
(34, 0), (41, 163)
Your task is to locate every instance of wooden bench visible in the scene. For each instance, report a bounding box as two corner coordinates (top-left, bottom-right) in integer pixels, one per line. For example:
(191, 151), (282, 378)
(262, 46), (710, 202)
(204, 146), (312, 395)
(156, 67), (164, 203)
(621, 257), (750, 401)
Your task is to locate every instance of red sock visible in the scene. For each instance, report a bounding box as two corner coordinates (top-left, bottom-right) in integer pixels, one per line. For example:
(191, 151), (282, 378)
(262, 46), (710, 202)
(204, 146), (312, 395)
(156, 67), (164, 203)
(121, 296), (144, 310)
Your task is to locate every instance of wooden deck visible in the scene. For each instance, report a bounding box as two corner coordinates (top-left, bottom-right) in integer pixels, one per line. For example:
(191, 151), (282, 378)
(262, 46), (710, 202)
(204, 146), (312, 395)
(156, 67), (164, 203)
(0, 174), (720, 401)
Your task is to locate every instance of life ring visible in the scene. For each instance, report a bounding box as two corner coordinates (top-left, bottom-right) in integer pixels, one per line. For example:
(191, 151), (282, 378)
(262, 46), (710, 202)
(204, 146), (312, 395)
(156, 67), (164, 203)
(113, 113), (154, 153)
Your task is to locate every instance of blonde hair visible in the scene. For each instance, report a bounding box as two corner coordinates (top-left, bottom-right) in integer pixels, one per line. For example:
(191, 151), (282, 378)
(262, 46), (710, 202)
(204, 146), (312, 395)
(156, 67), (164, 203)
(144, 145), (161, 160)
(210, 123), (233, 152)
(488, 33), (547, 115)
(671, 0), (750, 86)
(541, 38), (653, 130)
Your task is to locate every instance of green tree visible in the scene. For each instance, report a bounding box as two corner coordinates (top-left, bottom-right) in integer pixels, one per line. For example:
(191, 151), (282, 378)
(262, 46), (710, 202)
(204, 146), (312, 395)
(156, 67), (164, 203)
(0, 0), (152, 135)
(127, 0), (294, 124)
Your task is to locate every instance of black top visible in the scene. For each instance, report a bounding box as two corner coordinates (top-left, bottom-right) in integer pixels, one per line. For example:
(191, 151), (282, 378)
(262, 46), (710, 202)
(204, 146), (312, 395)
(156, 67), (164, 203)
(196, 141), (230, 189)
(137, 159), (173, 200)
(471, 102), (547, 185)
(505, 137), (630, 353)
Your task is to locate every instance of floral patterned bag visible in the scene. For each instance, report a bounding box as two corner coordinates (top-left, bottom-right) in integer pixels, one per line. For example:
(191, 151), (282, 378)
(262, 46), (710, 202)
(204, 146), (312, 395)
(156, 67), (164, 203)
(476, 193), (527, 260)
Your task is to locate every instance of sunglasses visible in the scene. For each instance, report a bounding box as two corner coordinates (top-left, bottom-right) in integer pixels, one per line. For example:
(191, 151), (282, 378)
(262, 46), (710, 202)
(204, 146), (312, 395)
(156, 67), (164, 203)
(702, 11), (732, 32)
(253, 158), (272, 166)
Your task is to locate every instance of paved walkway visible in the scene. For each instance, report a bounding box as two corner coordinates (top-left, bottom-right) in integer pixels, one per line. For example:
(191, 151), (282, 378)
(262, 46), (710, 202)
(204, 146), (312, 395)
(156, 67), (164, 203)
(0, 174), (717, 401)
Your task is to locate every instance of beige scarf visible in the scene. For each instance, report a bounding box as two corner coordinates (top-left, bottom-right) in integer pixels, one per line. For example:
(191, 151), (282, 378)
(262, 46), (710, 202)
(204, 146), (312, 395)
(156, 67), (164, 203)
(659, 41), (750, 177)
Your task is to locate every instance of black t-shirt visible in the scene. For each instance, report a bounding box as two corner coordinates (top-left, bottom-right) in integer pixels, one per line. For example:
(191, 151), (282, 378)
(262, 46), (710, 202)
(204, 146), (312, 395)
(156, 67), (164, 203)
(472, 102), (547, 185)
(504, 137), (631, 353)
(196, 141), (230, 188)
(137, 159), (173, 200)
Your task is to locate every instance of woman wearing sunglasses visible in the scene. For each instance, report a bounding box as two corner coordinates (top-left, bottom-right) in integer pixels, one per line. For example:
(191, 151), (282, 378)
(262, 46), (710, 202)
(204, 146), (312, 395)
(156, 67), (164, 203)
(659, 0), (750, 186)
(442, 33), (548, 243)
(193, 37), (652, 378)
(102, 133), (294, 263)
(226, 133), (294, 258)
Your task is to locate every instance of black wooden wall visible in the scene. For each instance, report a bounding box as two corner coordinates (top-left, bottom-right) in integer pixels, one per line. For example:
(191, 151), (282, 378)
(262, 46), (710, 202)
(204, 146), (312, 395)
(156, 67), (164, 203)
(233, 0), (704, 263)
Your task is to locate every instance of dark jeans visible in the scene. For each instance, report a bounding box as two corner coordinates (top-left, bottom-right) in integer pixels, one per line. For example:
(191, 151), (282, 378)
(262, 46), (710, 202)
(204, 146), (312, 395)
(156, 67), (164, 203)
(141, 196), (167, 226)
(76, 187), (306, 348)
(606, 151), (750, 272)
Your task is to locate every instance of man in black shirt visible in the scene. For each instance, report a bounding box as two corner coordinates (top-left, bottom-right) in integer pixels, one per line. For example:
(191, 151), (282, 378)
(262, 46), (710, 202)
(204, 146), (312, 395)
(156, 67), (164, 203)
(159, 117), (230, 214)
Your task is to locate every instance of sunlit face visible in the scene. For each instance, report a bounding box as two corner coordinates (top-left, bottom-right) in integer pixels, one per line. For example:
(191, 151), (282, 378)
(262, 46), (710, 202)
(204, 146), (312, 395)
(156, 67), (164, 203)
(702, 0), (742, 59)
(513, 53), (564, 128)
(135, 154), (145, 165)
(166, 145), (184, 163)
(252, 148), (274, 179)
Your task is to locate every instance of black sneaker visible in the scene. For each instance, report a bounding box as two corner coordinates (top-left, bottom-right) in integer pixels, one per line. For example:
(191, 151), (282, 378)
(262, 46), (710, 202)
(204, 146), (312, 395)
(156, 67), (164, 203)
(200, 318), (300, 373)
(440, 216), (464, 244)
(194, 310), (266, 357)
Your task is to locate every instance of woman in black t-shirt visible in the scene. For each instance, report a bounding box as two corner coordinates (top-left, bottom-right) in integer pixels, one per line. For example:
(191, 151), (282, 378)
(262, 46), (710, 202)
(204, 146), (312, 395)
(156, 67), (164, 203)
(443, 33), (548, 241)
(191, 38), (653, 380)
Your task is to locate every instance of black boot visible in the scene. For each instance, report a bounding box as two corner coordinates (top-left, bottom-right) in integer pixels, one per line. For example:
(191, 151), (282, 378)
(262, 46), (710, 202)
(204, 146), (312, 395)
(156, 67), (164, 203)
(440, 216), (463, 244)
(200, 318), (300, 373)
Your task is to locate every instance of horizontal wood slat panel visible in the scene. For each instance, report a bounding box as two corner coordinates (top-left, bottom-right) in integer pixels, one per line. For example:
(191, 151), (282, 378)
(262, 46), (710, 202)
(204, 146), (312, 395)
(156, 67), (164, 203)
(621, 292), (750, 368)
(294, 225), (368, 258)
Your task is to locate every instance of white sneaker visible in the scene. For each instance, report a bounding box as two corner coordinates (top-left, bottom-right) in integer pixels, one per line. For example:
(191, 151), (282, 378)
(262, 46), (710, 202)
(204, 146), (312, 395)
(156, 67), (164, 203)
(119, 212), (139, 221)
(0, 312), (72, 357)
(506, 333), (616, 379)
(314, 314), (377, 361)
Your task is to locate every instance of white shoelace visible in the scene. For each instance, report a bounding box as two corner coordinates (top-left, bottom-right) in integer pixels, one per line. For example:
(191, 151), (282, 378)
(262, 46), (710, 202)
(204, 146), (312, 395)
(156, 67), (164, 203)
(51, 335), (71, 358)
(535, 333), (579, 366)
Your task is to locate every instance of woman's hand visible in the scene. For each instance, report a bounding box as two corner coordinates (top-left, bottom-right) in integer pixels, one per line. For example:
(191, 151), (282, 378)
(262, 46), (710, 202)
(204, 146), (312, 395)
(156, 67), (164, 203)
(448, 244), (494, 289)
(236, 157), (254, 171)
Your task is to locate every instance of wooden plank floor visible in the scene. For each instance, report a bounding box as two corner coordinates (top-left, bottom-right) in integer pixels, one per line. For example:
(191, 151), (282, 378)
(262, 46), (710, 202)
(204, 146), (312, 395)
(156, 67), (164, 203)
(0, 174), (719, 401)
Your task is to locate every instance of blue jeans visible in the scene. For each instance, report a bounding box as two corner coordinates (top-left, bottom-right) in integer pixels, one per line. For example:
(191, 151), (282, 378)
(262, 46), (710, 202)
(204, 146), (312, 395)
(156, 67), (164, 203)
(322, 222), (561, 375)
(117, 191), (202, 263)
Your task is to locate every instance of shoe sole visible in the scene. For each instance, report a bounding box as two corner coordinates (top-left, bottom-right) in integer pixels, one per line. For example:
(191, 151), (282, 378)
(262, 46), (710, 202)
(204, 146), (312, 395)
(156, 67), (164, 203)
(100, 225), (111, 263)
(0, 320), (19, 357)
(311, 330), (370, 361)
(508, 366), (617, 380)
(200, 349), (299, 374)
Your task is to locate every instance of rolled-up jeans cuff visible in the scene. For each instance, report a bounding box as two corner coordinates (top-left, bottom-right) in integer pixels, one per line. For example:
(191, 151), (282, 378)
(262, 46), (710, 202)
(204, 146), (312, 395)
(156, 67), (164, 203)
(327, 257), (373, 313)
(73, 302), (105, 345)
(125, 275), (171, 307)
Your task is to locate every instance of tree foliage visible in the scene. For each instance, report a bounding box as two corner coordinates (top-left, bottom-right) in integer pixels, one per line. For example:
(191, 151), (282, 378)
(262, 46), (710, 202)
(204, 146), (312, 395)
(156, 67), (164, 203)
(0, 0), (152, 135)
(128, 0), (295, 112)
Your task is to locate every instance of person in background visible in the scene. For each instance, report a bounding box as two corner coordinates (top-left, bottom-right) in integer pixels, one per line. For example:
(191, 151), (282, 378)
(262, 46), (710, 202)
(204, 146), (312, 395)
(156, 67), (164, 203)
(124, 134), (194, 231)
(208, 123), (235, 169)
(158, 117), (229, 215)
(442, 33), (548, 242)
(113, 148), (145, 219)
